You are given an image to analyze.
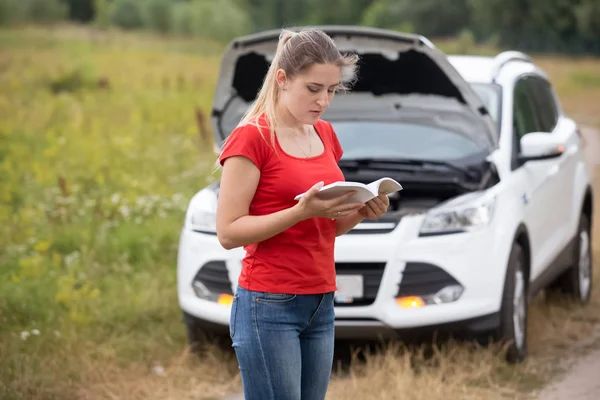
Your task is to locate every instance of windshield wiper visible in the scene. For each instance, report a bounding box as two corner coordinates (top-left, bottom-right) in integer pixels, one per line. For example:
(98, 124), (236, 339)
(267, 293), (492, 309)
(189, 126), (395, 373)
(338, 157), (478, 178)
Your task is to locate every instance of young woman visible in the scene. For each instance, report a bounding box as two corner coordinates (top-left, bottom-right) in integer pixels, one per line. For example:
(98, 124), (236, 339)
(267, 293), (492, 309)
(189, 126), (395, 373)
(216, 28), (390, 400)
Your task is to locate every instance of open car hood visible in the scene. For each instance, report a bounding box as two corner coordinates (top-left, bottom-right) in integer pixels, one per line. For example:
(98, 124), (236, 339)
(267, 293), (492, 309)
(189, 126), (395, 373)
(210, 26), (499, 153)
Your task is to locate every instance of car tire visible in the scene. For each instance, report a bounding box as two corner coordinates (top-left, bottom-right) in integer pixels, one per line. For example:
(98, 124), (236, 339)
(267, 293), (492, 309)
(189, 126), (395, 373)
(496, 242), (528, 364)
(547, 213), (593, 305)
(182, 311), (219, 354)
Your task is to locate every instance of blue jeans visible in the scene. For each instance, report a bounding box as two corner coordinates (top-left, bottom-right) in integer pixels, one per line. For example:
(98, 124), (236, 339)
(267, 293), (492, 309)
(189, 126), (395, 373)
(229, 286), (336, 400)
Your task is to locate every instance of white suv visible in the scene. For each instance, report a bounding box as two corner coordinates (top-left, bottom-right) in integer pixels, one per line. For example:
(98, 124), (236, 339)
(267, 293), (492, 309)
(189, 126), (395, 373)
(177, 26), (594, 363)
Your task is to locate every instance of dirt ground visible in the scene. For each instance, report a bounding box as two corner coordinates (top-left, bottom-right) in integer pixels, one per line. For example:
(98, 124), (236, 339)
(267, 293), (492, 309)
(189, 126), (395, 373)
(536, 348), (600, 400)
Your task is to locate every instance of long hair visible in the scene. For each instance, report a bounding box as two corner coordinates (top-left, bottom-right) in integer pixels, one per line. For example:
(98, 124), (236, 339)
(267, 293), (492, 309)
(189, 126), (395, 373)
(218, 28), (359, 160)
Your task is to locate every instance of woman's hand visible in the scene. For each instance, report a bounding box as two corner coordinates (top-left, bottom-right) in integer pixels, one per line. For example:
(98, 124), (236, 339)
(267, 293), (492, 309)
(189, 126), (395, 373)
(295, 181), (365, 220)
(358, 192), (390, 220)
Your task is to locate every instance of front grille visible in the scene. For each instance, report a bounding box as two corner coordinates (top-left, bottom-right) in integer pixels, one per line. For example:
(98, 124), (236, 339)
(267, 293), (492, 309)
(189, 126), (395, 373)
(193, 261), (233, 295)
(346, 220), (398, 234)
(335, 262), (386, 306)
(397, 262), (460, 297)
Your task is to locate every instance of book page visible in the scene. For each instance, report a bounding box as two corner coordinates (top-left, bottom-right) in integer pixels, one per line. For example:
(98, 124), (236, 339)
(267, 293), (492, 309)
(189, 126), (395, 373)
(366, 177), (403, 196)
(295, 181), (376, 204)
(295, 178), (402, 204)
(316, 185), (376, 203)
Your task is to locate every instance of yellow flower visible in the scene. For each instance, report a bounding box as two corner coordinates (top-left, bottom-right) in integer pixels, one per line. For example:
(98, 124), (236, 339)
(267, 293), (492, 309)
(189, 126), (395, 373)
(42, 145), (58, 158)
(52, 252), (62, 266)
(34, 240), (51, 253)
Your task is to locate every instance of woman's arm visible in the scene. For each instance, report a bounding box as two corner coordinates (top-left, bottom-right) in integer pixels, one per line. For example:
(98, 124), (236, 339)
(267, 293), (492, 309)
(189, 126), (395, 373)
(216, 156), (364, 250)
(216, 156), (303, 250)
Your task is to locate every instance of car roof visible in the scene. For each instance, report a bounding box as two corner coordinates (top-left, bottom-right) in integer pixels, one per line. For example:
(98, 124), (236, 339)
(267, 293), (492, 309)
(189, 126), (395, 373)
(447, 52), (541, 85)
(447, 55), (497, 83)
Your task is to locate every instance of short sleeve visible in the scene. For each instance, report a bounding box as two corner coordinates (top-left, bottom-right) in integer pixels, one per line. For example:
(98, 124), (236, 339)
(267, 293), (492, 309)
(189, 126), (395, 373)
(218, 124), (271, 169)
(327, 121), (344, 162)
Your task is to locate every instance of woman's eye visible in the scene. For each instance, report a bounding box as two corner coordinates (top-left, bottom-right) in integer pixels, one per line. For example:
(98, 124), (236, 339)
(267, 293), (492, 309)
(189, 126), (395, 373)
(308, 87), (319, 93)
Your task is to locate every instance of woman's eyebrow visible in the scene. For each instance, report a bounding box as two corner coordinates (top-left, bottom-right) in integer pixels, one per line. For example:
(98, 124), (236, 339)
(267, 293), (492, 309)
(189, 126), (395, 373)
(307, 82), (340, 87)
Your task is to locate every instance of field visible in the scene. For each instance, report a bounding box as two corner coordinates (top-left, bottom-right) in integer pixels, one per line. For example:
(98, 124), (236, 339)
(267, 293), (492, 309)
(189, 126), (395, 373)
(1, 24), (600, 400)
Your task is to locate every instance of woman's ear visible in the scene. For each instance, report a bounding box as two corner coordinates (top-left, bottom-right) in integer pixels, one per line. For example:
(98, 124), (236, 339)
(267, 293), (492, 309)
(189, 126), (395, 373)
(276, 69), (287, 90)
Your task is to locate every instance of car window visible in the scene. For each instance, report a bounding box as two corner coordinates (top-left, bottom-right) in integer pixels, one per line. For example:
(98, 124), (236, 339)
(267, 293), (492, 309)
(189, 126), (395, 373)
(470, 83), (502, 125)
(528, 77), (559, 133)
(513, 77), (541, 139)
(331, 121), (484, 162)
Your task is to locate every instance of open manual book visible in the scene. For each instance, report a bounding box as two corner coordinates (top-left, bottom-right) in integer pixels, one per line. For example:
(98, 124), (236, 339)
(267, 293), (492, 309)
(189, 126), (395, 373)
(294, 177), (403, 204)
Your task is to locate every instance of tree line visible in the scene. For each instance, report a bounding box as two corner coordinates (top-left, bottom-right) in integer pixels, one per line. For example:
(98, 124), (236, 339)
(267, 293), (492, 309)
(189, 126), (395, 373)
(1, 0), (599, 54)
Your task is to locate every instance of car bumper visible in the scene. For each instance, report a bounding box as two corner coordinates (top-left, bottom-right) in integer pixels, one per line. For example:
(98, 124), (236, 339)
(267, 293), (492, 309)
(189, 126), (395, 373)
(177, 214), (511, 339)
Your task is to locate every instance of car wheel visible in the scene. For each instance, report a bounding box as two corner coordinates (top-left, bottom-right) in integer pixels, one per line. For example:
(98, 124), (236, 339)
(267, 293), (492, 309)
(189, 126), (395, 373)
(182, 311), (216, 354)
(497, 242), (528, 364)
(548, 213), (593, 304)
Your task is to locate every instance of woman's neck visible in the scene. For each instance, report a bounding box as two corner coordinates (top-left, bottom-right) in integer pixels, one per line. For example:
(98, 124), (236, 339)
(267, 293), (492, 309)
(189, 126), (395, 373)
(275, 103), (304, 133)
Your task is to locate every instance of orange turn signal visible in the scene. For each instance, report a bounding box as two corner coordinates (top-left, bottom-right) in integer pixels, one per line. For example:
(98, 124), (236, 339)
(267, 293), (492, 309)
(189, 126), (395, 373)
(217, 294), (234, 306)
(396, 296), (425, 308)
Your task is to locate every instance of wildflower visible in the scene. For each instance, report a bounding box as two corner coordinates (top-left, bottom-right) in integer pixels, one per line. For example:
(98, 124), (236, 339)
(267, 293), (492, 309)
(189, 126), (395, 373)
(152, 364), (165, 376)
(20, 331), (30, 340)
(34, 240), (51, 253)
(119, 205), (130, 218)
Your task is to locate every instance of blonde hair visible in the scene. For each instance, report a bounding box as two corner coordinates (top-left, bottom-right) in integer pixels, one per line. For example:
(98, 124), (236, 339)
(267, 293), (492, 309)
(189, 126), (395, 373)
(218, 28), (359, 161)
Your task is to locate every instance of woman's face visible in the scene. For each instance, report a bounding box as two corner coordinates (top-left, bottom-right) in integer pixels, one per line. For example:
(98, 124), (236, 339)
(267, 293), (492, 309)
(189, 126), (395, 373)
(277, 63), (341, 125)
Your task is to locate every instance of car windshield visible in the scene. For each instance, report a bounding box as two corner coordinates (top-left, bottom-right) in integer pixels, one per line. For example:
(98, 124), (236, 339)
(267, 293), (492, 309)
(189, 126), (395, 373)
(330, 121), (485, 162)
(470, 82), (502, 127)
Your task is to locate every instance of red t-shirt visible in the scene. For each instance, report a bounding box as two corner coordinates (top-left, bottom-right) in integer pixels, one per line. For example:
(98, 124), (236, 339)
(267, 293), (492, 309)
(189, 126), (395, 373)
(218, 116), (345, 294)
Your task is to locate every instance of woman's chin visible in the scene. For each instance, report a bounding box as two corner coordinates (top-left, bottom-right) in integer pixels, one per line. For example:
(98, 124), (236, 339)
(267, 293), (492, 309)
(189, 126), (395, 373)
(306, 111), (323, 123)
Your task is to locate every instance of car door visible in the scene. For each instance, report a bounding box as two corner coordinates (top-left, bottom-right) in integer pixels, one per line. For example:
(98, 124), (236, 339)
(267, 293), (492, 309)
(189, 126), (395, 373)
(527, 76), (578, 248)
(511, 75), (560, 280)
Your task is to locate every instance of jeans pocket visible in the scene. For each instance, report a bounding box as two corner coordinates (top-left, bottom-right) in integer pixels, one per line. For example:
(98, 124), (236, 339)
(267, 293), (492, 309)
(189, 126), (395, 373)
(256, 292), (297, 303)
(229, 294), (239, 339)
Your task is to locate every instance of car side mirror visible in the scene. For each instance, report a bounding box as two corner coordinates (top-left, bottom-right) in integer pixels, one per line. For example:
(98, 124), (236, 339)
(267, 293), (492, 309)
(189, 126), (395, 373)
(518, 132), (565, 163)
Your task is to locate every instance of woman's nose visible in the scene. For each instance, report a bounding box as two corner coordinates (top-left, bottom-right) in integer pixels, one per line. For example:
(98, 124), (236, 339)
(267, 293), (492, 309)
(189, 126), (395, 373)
(316, 93), (329, 107)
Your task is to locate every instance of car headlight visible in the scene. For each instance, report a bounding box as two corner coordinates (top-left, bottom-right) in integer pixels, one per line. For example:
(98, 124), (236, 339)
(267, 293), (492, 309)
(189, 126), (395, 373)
(419, 193), (495, 236)
(186, 187), (217, 233)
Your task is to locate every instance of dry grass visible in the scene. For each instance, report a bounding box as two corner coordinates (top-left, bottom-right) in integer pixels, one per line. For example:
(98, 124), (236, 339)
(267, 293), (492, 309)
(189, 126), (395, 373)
(1, 24), (600, 400)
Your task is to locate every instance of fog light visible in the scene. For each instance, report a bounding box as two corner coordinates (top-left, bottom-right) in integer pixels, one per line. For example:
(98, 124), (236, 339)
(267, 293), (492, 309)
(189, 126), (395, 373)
(217, 293), (234, 306)
(192, 281), (213, 299)
(192, 281), (233, 306)
(396, 285), (464, 308)
(396, 296), (425, 308)
(428, 284), (464, 304)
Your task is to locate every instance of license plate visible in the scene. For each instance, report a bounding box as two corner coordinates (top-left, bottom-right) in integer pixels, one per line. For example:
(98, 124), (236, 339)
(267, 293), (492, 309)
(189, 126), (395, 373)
(335, 275), (363, 303)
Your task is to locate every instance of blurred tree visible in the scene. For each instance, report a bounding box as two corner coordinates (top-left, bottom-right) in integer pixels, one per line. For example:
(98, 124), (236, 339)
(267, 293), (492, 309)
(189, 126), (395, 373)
(26, 0), (69, 22)
(304, 0), (372, 26)
(110, 0), (143, 30)
(92, 0), (110, 29)
(171, 0), (251, 42)
(361, 0), (471, 37)
(64, 0), (95, 22)
(575, 0), (600, 37)
(142, 0), (172, 33)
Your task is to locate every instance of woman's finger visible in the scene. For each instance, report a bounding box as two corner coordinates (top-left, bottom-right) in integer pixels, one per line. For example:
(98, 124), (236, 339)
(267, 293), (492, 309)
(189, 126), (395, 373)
(331, 202), (364, 213)
(372, 196), (387, 210)
(365, 200), (378, 216)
